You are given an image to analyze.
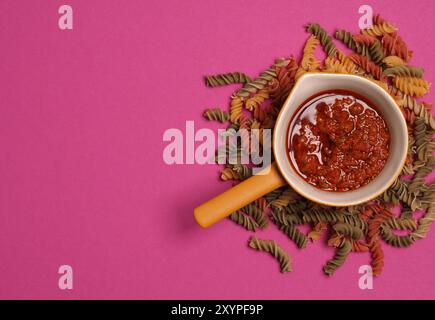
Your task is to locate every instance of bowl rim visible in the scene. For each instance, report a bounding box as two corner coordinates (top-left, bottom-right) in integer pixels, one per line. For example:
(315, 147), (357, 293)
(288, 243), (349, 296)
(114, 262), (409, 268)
(272, 72), (408, 207)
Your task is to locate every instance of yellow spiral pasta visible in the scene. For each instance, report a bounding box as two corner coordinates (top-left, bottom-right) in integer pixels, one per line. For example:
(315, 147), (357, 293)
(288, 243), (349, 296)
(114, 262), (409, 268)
(323, 57), (358, 74)
(245, 89), (269, 111)
(230, 95), (243, 123)
(394, 76), (430, 97)
(220, 167), (240, 181)
(362, 21), (397, 37)
(383, 55), (407, 67)
(300, 35), (321, 71)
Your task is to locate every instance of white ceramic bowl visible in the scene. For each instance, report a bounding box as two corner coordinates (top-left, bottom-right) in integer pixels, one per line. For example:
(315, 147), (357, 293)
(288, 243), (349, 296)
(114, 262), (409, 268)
(273, 73), (408, 206)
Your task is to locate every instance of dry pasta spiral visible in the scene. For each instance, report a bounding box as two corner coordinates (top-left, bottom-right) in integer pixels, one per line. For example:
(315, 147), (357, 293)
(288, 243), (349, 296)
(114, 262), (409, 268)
(248, 236), (292, 273)
(388, 178), (421, 211)
(411, 204), (435, 240)
(241, 203), (268, 229)
(332, 223), (364, 240)
(362, 21), (397, 37)
(367, 207), (393, 276)
(270, 188), (297, 210)
(383, 55), (406, 67)
(230, 95), (243, 124)
(229, 211), (258, 231)
(296, 35), (321, 79)
(349, 54), (383, 80)
(369, 40), (385, 65)
(323, 240), (352, 276)
(220, 167), (240, 181)
(280, 224), (308, 249)
(203, 108), (230, 123)
(306, 23), (337, 57)
(271, 208), (304, 226)
(384, 66), (424, 78)
(400, 95), (435, 129)
(353, 34), (377, 46)
(236, 59), (288, 98)
(232, 164), (252, 180)
(245, 89), (269, 111)
(383, 217), (417, 231)
(335, 30), (369, 57)
(204, 72), (252, 87)
(381, 224), (414, 248)
(382, 33), (412, 62)
(394, 76), (430, 97)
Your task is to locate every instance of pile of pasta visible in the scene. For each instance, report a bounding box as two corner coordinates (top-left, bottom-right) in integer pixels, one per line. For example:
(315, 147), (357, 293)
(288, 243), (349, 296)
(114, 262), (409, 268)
(202, 14), (434, 276)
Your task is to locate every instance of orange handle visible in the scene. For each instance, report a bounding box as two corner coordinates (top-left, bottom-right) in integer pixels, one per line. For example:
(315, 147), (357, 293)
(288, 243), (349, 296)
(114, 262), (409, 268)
(194, 163), (287, 228)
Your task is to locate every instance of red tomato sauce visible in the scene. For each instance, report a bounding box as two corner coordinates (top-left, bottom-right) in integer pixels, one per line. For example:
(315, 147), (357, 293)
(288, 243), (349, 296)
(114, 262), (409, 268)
(287, 90), (390, 192)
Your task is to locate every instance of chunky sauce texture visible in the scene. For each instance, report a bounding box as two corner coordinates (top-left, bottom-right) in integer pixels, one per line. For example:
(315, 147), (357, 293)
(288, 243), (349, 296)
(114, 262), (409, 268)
(287, 90), (390, 192)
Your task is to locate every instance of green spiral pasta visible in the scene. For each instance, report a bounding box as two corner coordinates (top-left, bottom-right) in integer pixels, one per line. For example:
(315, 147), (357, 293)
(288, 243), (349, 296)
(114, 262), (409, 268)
(271, 208), (304, 226)
(203, 108), (230, 123)
(401, 94), (435, 129)
(342, 215), (368, 232)
(284, 199), (310, 214)
(388, 178), (422, 211)
(369, 40), (385, 65)
(382, 189), (400, 205)
(302, 206), (368, 231)
(333, 223), (364, 240)
(229, 211), (258, 231)
(236, 58), (288, 98)
(264, 187), (286, 203)
(214, 138), (244, 165)
(306, 23), (337, 57)
(421, 186), (435, 206)
(302, 207), (341, 224)
(334, 29), (369, 57)
(383, 217), (417, 231)
(411, 204), (435, 240)
(231, 164), (252, 180)
(204, 72), (252, 87)
(241, 203), (268, 229)
(279, 224), (308, 249)
(270, 188), (298, 210)
(381, 224), (415, 247)
(400, 206), (414, 219)
(248, 236), (292, 273)
(383, 66), (425, 78)
(414, 117), (428, 154)
(323, 240), (352, 276)
(338, 204), (364, 216)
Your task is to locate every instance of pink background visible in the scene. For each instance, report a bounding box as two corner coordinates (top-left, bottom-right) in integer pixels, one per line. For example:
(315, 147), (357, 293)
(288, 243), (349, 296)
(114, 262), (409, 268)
(0, 0), (434, 299)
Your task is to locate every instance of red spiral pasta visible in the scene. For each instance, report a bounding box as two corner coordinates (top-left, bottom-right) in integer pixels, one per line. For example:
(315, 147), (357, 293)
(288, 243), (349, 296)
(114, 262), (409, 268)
(382, 33), (412, 62)
(349, 54), (384, 80)
(353, 34), (377, 47)
(366, 204), (393, 276)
